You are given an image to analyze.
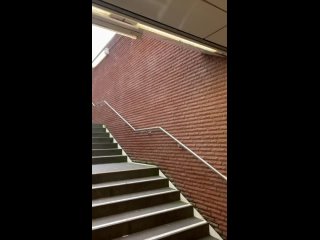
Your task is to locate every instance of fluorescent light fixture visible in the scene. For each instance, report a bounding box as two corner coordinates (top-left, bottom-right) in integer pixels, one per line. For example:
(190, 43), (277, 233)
(92, 17), (138, 39)
(92, 5), (111, 18)
(92, 5), (140, 39)
(92, 48), (109, 68)
(136, 23), (217, 53)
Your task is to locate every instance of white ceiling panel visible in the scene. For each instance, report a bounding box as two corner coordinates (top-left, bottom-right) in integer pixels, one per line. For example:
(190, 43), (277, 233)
(104, 0), (171, 20)
(174, 0), (226, 38)
(205, 0), (227, 11)
(102, 0), (227, 48)
(206, 27), (227, 47)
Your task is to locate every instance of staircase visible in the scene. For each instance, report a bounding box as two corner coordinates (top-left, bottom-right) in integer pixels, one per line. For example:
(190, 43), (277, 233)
(92, 123), (221, 240)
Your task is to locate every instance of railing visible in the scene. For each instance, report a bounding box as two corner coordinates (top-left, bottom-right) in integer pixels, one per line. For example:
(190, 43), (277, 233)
(93, 100), (227, 181)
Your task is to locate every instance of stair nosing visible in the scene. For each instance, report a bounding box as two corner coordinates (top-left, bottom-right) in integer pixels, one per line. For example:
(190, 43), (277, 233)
(92, 188), (178, 207)
(92, 137), (112, 139)
(145, 220), (207, 240)
(92, 142), (114, 144)
(92, 149), (119, 150)
(92, 166), (158, 175)
(92, 148), (120, 151)
(92, 155), (125, 158)
(92, 203), (192, 230)
(92, 176), (165, 189)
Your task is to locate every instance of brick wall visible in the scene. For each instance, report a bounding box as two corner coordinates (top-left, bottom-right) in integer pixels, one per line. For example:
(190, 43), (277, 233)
(92, 34), (227, 239)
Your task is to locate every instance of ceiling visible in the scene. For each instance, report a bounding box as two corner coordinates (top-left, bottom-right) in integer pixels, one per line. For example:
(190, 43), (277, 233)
(93, 0), (227, 53)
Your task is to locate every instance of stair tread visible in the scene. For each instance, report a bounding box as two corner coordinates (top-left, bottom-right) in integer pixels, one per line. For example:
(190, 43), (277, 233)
(92, 148), (119, 151)
(92, 176), (165, 189)
(92, 124), (103, 127)
(92, 155), (125, 158)
(92, 187), (177, 206)
(92, 143), (116, 145)
(197, 236), (220, 240)
(92, 137), (111, 138)
(92, 162), (157, 174)
(92, 144), (117, 149)
(112, 217), (206, 240)
(92, 201), (190, 228)
(91, 127), (221, 240)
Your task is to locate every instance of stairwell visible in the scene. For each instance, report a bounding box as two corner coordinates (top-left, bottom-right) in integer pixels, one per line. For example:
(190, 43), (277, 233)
(92, 123), (222, 240)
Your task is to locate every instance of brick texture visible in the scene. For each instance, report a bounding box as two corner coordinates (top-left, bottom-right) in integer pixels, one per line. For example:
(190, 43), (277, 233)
(92, 34), (227, 239)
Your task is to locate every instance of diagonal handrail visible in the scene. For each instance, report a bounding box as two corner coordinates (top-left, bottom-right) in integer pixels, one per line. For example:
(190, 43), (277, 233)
(93, 100), (227, 181)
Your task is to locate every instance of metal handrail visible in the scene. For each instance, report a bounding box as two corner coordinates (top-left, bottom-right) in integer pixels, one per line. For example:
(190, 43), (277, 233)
(93, 100), (227, 181)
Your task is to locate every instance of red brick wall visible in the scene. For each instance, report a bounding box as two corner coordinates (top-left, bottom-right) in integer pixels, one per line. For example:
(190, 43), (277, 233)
(92, 34), (227, 239)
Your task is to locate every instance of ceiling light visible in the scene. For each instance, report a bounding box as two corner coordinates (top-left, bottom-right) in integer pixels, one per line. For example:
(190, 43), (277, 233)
(136, 23), (217, 53)
(92, 6), (140, 39)
(92, 6), (111, 18)
(92, 17), (138, 39)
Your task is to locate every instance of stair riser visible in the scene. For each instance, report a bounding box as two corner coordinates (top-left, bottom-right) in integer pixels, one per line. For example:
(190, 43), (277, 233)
(92, 156), (127, 164)
(92, 191), (180, 218)
(92, 149), (122, 156)
(92, 168), (159, 184)
(92, 128), (107, 133)
(92, 143), (118, 149)
(92, 138), (113, 143)
(92, 179), (168, 199)
(92, 132), (110, 137)
(160, 223), (210, 240)
(92, 206), (193, 239)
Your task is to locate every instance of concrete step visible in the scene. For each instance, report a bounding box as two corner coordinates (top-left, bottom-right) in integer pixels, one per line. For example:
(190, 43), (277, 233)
(92, 149), (122, 156)
(92, 202), (193, 239)
(92, 137), (113, 143)
(92, 132), (110, 137)
(92, 201), (189, 227)
(156, 220), (210, 240)
(92, 163), (159, 183)
(92, 177), (168, 199)
(111, 217), (208, 240)
(92, 188), (180, 218)
(92, 128), (107, 133)
(92, 155), (127, 164)
(92, 123), (104, 128)
(92, 143), (118, 149)
(92, 187), (177, 206)
(91, 127), (219, 240)
(92, 175), (165, 189)
(197, 236), (220, 240)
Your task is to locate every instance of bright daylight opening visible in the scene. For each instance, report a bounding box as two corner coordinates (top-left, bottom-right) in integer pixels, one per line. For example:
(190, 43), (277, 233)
(92, 24), (115, 67)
